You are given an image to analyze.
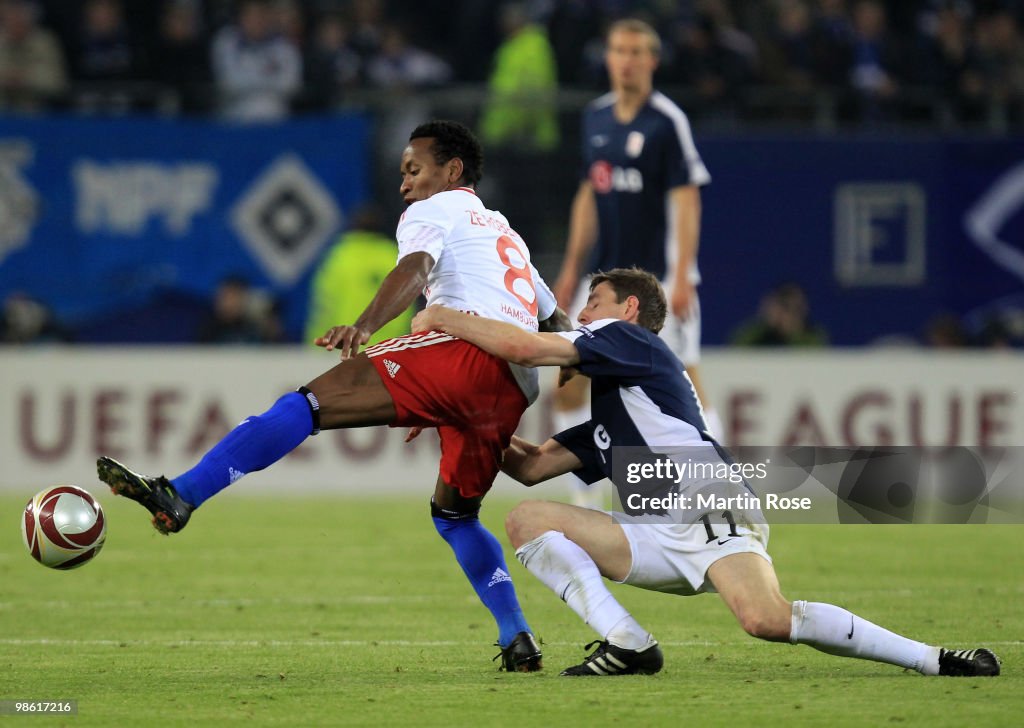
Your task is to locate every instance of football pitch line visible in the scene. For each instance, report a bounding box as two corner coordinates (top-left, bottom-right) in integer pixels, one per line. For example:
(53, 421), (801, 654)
(3, 584), (1021, 612)
(2, 638), (1022, 649)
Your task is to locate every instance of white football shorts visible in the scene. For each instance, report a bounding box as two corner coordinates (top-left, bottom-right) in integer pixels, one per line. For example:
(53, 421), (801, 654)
(611, 515), (771, 596)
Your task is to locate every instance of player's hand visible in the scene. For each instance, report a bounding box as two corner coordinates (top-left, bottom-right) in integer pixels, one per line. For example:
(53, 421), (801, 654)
(411, 305), (449, 334)
(557, 366), (579, 387)
(670, 280), (696, 321)
(552, 270), (578, 311)
(404, 426), (424, 443)
(314, 325), (372, 360)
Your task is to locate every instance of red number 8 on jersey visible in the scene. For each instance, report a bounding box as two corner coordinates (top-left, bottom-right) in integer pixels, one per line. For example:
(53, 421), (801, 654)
(496, 235), (538, 317)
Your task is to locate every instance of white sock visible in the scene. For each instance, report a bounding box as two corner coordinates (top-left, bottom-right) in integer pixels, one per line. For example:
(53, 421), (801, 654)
(516, 531), (649, 649)
(554, 407), (604, 509)
(790, 600), (940, 675)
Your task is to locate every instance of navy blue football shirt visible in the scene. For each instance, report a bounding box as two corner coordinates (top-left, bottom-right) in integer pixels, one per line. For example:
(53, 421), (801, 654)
(553, 318), (711, 485)
(581, 91), (711, 281)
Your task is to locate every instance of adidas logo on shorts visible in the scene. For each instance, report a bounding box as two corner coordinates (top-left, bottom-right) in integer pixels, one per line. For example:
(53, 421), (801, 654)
(382, 359), (401, 378)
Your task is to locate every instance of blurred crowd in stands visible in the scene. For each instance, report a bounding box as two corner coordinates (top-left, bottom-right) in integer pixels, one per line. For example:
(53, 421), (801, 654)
(1, 0), (1023, 128)
(2, 0), (1022, 348)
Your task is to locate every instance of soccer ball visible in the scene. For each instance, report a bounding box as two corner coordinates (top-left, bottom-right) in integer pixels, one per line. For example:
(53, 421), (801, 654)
(22, 486), (107, 570)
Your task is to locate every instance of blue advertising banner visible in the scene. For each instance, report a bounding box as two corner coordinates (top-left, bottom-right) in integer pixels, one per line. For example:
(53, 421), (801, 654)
(697, 135), (1024, 346)
(0, 114), (370, 342)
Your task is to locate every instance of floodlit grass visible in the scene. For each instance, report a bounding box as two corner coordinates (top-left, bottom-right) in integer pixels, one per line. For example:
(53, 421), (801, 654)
(3, 493), (1021, 726)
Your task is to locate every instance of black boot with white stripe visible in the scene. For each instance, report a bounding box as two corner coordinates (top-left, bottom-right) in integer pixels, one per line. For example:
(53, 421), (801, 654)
(937, 648), (1001, 677)
(560, 637), (663, 676)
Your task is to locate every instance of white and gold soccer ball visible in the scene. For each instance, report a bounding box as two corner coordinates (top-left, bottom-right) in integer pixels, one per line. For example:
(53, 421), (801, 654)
(22, 486), (107, 570)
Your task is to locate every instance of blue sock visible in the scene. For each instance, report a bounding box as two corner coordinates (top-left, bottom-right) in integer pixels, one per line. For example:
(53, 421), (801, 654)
(173, 391), (315, 508)
(432, 504), (531, 647)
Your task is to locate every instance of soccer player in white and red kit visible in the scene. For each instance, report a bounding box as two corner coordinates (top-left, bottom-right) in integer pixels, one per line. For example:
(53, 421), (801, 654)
(97, 121), (568, 672)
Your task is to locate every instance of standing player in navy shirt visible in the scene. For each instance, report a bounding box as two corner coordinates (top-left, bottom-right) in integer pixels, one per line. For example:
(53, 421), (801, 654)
(412, 268), (1000, 678)
(552, 19), (716, 509)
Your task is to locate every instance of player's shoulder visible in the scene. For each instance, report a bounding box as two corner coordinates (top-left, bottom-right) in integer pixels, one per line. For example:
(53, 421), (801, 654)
(646, 91), (695, 132)
(577, 318), (656, 344)
(401, 189), (477, 226)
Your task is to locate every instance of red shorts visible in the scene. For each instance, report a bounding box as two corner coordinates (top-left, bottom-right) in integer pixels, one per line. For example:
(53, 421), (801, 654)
(365, 331), (529, 498)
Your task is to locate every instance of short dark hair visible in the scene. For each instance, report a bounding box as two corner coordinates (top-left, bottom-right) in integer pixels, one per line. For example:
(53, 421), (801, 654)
(408, 120), (484, 186)
(590, 267), (667, 333)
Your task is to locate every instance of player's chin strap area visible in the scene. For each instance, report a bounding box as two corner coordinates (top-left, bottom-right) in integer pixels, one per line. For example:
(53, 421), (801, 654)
(430, 498), (480, 521)
(296, 386), (321, 435)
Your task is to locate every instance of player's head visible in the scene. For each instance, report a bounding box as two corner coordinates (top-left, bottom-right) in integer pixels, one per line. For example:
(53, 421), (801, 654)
(580, 267), (667, 333)
(401, 121), (484, 205)
(605, 18), (660, 94)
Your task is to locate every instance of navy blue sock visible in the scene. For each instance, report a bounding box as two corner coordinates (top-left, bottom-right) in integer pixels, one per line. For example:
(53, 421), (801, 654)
(173, 391), (315, 508)
(432, 503), (531, 647)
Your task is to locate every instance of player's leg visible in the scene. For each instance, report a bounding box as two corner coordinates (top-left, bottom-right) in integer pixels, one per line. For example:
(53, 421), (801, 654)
(170, 354), (394, 506)
(99, 355), (395, 532)
(508, 501), (663, 675)
(706, 552), (1000, 676)
(430, 431), (541, 672)
(664, 290), (722, 439)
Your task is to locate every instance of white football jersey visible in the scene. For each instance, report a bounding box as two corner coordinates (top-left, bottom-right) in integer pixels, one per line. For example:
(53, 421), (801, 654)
(396, 187), (556, 402)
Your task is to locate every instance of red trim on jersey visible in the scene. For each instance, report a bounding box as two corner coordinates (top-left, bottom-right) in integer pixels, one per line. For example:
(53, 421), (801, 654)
(454, 187), (477, 196)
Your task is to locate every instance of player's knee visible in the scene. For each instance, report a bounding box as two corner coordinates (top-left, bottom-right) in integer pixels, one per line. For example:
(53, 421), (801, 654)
(430, 499), (479, 537)
(505, 501), (547, 548)
(737, 605), (791, 642)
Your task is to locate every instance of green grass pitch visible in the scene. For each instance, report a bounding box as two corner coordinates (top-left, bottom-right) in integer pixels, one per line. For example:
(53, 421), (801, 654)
(3, 492), (1022, 726)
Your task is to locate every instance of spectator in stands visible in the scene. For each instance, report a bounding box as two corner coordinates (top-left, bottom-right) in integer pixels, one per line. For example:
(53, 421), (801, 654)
(364, 24), (451, 89)
(480, 2), (560, 152)
(0, 0), (67, 112)
(348, 0), (385, 61)
(762, 0), (818, 93)
(152, 0), (210, 115)
(811, 0), (855, 87)
(924, 312), (968, 348)
(731, 282), (829, 347)
(0, 292), (71, 343)
(197, 275), (283, 345)
(304, 12), (362, 110)
(973, 9), (1024, 124)
(909, 1), (987, 124)
(211, 0), (301, 123)
(72, 0), (144, 82)
(71, 0), (148, 111)
(545, 0), (602, 86)
(665, 5), (758, 120)
(273, 0), (306, 53)
(304, 204), (413, 347)
(975, 314), (1016, 349)
(847, 0), (903, 122)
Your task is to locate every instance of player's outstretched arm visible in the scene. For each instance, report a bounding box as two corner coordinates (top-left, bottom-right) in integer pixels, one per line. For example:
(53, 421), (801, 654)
(668, 185), (701, 319)
(316, 252), (434, 359)
(412, 305), (580, 368)
(502, 435), (582, 486)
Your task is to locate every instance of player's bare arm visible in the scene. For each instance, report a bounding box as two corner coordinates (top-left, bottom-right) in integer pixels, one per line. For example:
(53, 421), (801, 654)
(502, 435), (582, 486)
(412, 305), (581, 368)
(553, 181), (599, 309)
(538, 307), (573, 333)
(669, 185), (701, 320)
(315, 251), (434, 360)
